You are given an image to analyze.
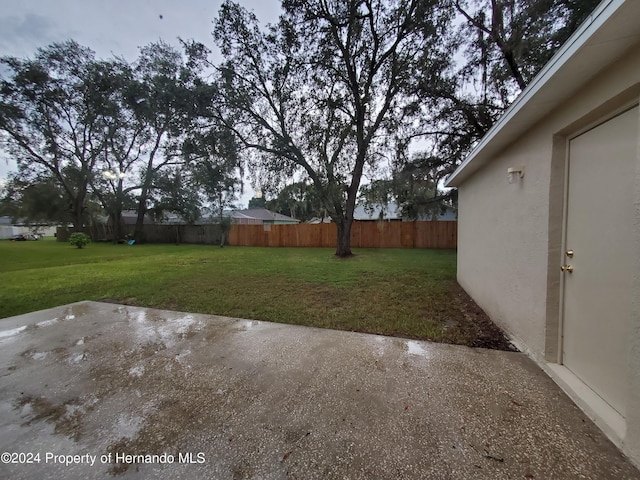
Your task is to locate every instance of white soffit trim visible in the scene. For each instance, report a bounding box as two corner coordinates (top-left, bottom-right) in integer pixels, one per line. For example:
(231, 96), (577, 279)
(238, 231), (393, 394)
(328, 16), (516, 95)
(445, 0), (640, 187)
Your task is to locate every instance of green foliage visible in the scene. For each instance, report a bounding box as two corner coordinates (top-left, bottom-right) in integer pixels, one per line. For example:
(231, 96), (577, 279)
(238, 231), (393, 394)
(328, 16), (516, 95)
(130, 41), (215, 238)
(0, 41), (111, 228)
(69, 232), (91, 249)
(394, 155), (454, 220)
(0, 39), (242, 240)
(211, 0), (452, 255)
(265, 182), (324, 222)
(400, 0), (601, 211)
(359, 180), (396, 219)
(453, 0), (601, 95)
(247, 196), (266, 209)
(185, 127), (242, 221)
(0, 174), (68, 224)
(151, 167), (202, 224)
(359, 173), (453, 221)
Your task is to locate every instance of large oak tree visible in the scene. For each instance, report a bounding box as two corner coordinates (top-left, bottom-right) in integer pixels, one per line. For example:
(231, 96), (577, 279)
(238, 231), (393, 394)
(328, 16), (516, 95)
(0, 41), (110, 229)
(211, 0), (451, 256)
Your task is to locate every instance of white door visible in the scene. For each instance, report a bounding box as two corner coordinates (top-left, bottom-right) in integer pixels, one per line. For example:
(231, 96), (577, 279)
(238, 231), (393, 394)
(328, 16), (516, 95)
(562, 105), (638, 418)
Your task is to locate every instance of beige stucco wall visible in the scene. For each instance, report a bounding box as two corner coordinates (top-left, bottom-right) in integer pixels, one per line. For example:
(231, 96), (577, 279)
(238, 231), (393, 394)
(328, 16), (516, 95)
(456, 45), (640, 465)
(457, 124), (552, 358)
(458, 45), (640, 358)
(627, 85), (640, 465)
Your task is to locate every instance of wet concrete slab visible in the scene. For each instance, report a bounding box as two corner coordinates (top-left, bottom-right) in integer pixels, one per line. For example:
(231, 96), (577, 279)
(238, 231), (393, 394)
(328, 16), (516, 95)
(0, 301), (638, 479)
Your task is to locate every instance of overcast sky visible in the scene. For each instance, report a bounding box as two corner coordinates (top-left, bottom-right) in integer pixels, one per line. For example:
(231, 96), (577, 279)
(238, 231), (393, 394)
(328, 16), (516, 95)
(0, 0), (282, 205)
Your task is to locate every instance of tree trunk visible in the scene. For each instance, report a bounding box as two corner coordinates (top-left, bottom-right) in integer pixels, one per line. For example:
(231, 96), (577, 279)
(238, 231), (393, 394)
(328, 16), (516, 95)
(114, 179), (124, 243)
(71, 194), (85, 231)
(112, 207), (123, 243)
(219, 195), (224, 248)
(335, 217), (353, 257)
(334, 158), (361, 257)
(135, 136), (164, 244)
(134, 165), (155, 243)
(72, 210), (84, 232)
(219, 207), (225, 248)
(134, 193), (148, 244)
(109, 213), (117, 243)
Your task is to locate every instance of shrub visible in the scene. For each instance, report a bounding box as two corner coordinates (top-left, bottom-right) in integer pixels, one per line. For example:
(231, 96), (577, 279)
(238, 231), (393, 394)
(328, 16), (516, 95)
(69, 232), (91, 249)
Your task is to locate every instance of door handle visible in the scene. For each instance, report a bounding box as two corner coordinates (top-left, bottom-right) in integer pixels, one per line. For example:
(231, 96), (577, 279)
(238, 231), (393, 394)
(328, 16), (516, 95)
(566, 250), (574, 258)
(561, 265), (573, 273)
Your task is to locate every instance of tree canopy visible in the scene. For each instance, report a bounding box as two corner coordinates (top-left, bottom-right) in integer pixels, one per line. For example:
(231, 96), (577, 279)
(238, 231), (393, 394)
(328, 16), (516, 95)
(0, 40), (242, 240)
(210, 0), (453, 256)
(265, 181), (325, 222)
(0, 0), (601, 251)
(397, 0), (602, 211)
(0, 41), (111, 228)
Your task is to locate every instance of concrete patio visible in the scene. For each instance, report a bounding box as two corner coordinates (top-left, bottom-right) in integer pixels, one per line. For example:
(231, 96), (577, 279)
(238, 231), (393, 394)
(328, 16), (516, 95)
(0, 301), (638, 479)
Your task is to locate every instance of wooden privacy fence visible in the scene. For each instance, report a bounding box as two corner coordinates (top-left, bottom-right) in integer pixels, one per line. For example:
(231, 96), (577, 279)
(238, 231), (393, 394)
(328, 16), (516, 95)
(228, 221), (457, 249)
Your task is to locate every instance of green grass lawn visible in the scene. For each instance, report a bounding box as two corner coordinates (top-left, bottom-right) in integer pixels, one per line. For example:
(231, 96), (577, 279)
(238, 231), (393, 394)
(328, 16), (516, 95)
(0, 238), (510, 348)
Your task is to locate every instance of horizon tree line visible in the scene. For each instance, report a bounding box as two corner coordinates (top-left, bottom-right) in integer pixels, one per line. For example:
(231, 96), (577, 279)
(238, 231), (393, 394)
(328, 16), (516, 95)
(0, 0), (600, 254)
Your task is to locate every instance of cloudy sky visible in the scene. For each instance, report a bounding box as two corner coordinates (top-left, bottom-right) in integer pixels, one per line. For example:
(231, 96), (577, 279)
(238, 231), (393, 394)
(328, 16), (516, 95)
(0, 0), (282, 204)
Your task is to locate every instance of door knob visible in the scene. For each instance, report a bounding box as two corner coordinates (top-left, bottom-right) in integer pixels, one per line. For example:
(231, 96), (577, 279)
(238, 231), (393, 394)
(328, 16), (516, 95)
(566, 250), (574, 258)
(561, 265), (573, 273)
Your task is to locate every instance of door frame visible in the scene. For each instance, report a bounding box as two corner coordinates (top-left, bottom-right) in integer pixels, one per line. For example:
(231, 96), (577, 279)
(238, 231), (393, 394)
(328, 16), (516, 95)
(557, 100), (639, 366)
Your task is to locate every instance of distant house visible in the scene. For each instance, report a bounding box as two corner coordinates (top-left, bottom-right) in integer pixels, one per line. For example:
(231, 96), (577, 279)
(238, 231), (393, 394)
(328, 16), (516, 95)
(146, 208), (300, 226)
(353, 201), (457, 221)
(353, 202), (402, 221)
(306, 217), (332, 224)
(0, 216), (20, 239)
(445, 0), (640, 466)
(423, 206), (457, 221)
(305, 202), (456, 223)
(228, 208), (300, 225)
(0, 216), (57, 239)
(120, 211), (154, 225)
(116, 208), (300, 226)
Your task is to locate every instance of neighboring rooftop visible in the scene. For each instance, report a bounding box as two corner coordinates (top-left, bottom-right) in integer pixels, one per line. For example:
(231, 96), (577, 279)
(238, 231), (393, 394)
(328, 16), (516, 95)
(354, 202), (457, 221)
(120, 210), (153, 225)
(0, 216), (57, 226)
(354, 202), (402, 221)
(230, 208), (300, 223)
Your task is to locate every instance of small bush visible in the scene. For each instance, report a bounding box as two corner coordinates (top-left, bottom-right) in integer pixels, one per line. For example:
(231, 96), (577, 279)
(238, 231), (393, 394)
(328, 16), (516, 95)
(69, 232), (91, 249)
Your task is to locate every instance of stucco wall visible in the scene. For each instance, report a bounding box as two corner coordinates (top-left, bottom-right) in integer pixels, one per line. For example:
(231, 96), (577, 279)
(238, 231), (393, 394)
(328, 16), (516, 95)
(457, 124), (552, 358)
(457, 46), (640, 363)
(627, 85), (640, 465)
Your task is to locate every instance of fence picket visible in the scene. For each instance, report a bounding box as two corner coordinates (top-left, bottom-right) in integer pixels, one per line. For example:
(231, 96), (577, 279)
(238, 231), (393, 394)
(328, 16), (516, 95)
(228, 221), (456, 249)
